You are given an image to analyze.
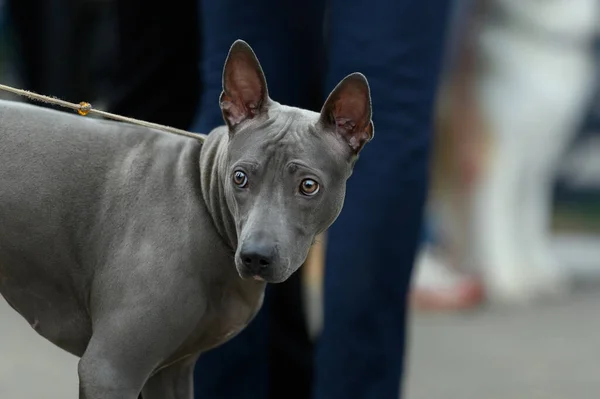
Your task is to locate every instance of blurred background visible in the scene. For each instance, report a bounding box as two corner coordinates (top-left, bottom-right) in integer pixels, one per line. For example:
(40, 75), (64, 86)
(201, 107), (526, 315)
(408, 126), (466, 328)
(1, 0), (600, 398)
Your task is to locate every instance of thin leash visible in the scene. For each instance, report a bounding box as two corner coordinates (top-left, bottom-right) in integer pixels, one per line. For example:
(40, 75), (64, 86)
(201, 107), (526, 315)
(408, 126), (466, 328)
(0, 83), (206, 142)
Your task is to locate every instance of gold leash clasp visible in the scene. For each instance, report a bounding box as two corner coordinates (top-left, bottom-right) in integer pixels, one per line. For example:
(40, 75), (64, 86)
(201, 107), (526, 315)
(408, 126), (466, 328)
(77, 102), (92, 116)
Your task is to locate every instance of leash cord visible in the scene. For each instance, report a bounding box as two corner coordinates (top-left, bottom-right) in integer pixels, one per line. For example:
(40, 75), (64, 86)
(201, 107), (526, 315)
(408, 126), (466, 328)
(0, 83), (206, 142)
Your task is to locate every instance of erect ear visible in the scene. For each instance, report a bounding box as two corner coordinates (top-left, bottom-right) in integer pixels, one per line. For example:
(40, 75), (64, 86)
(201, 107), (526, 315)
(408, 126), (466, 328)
(319, 73), (374, 155)
(220, 40), (270, 130)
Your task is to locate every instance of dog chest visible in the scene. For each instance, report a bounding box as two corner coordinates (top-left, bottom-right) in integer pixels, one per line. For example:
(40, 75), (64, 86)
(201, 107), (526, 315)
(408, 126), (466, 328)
(186, 285), (265, 354)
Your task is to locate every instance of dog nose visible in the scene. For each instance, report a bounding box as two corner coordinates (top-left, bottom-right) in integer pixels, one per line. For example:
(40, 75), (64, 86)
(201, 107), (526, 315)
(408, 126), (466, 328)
(240, 245), (274, 276)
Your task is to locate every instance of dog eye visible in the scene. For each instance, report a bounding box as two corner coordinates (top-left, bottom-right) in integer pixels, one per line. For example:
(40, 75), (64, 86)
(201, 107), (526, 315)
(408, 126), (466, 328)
(233, 170), (248, 188)
(300, 179), (319, 196)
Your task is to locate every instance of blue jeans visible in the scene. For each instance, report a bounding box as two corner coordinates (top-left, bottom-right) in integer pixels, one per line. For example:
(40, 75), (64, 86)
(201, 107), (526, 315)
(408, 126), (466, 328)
(191, 1), (452, 398)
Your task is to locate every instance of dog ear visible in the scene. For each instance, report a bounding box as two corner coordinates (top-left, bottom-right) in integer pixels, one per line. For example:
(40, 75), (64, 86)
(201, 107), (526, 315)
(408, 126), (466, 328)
(220, 40), (270, 130)
(319, 73), (374, 155)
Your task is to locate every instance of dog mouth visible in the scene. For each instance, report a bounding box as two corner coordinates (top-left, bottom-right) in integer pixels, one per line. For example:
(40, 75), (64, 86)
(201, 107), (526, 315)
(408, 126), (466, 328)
(234, 255), (293, 284)
(238, 270), (268, 283)
(234, 257), (267, 281)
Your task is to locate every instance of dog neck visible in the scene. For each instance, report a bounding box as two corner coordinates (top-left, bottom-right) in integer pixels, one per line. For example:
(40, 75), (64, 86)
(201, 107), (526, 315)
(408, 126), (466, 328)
(199, 127), (267, 306)
(199, 126), (238, 252)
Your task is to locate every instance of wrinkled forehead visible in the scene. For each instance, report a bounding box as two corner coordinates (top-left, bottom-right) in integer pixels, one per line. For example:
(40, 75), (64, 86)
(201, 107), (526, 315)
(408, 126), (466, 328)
(227, 108), (351, 176)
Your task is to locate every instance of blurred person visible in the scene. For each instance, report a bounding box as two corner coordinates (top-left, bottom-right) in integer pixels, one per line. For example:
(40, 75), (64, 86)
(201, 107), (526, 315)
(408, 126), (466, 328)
(417, 0), (599, 306)
(6, 0), (116, 104)
(190, 1), (453, 399)
(5, 0), (46, 95)
(411, 0), (486, 311)
(106, 0), (200, 129)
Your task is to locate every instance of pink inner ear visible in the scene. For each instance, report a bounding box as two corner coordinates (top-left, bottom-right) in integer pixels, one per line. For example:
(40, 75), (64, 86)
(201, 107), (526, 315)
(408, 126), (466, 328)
(320, 73), (373, 153)
(334, 95), (369, 127)
(220, 96), (246, 126)
(222, 58), (265, 127)
(335, 116), (371, 151)
(228, 63), (264, 108)
(333, 93), (371, 151)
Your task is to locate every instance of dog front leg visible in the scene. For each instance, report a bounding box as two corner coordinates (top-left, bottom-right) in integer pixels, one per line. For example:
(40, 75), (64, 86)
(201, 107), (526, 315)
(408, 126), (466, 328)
(77, 313), (196, 399)
(141, 355), (198, 399)
(77, 330), (160, 399)
(78, 353), (147, 399)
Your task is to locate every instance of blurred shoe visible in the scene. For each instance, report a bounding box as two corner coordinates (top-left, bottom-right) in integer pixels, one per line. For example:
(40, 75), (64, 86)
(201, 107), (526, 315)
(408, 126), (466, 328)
(411, 247), (484, 312)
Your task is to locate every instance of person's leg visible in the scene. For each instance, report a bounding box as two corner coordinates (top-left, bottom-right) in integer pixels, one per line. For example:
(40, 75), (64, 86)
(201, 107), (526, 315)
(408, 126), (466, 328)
(6, 0), (45, 94)
(315, 1), (452, 398)
(106, 0), (200, 129)
(467, 0), (598, 303)
(516, 0), (597, 297)
(268, 270), (315, 399)
(191, 0), (325, 133)
(192, 1), (325, 398)
(8, 0), (102, 103)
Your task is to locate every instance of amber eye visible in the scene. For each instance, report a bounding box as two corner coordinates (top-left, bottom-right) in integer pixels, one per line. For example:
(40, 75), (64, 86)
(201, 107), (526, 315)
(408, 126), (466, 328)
(300, 179), (319, 196)
(233, 170), (248, 188)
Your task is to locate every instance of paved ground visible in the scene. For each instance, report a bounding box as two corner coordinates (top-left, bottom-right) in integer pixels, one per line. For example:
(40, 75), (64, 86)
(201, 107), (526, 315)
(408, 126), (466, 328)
(405, 284), (600, 399)
(0, 297), (78, 399)
(2, 284), (600, 399)
(403, 235), (600, 399)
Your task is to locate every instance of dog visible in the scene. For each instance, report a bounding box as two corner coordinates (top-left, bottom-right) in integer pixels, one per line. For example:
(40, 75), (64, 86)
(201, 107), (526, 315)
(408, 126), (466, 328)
(0, 40), (374, 398)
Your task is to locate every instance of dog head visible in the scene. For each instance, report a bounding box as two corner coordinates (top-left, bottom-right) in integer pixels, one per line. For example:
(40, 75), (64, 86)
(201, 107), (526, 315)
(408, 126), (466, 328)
(220, 40), (373, 283)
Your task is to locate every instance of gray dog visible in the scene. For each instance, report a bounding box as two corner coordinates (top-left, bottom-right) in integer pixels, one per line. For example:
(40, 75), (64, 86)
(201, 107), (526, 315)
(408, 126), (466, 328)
(0, 40), (373, 398)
